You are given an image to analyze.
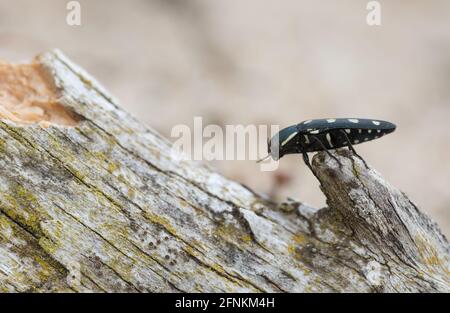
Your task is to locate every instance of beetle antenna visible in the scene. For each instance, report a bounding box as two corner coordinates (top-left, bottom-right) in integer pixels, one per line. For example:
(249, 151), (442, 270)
(256, 155), (270, 163)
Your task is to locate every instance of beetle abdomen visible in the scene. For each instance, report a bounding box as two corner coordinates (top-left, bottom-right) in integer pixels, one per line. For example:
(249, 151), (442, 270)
(297, 118), (396, 132)
(297, 118), (396, 152)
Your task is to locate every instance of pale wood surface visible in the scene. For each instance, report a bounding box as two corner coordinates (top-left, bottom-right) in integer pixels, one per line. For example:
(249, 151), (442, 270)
(0, 51), (448, 292)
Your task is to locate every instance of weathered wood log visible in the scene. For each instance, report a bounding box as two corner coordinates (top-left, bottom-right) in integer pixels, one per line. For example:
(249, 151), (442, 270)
(0, 50), (448, 293)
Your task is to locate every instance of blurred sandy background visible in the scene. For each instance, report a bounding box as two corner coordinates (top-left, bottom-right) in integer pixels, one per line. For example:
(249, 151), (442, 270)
(0, 0), (449, 236)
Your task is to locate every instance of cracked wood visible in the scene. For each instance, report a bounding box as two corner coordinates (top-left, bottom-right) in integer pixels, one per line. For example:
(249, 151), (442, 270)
(0, 50), (448, 293)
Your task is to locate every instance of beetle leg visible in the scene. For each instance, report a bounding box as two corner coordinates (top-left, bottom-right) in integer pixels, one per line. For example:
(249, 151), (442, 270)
(302, 152), (321, 179)
(310, 136), (342, 167)
(302, 152), (313, 172)
(339, 130), (369, 169)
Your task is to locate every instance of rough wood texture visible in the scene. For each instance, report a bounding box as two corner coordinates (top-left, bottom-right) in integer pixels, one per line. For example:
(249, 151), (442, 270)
(0, 50), (448, 293)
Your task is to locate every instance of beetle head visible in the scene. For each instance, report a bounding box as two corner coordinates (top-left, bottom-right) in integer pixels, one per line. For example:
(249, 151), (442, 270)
(267, 135), (281, 161)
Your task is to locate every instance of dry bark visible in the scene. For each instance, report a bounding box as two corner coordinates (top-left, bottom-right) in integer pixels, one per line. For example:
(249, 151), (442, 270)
(0, 50), (448, 293)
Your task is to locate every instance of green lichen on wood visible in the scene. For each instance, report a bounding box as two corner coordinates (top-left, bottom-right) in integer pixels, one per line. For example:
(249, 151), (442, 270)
(1, 182), (48, 237)
(0, 50), (448, 293)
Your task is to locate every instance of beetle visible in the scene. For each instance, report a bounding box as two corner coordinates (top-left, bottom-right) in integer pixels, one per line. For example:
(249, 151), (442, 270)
(258, 118), (396, 172)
